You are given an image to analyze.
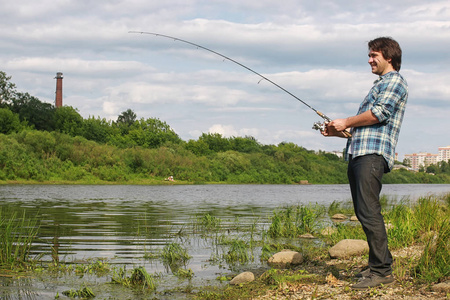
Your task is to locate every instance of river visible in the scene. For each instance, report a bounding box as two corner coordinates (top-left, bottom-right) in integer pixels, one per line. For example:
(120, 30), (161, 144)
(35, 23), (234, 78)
(0, 184), (449, 299)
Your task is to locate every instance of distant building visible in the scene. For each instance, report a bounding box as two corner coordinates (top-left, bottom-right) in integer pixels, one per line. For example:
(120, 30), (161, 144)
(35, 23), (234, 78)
(405, 145), (450, 170)
(330, 150), (343, 158)
(438, 146), (450, 163)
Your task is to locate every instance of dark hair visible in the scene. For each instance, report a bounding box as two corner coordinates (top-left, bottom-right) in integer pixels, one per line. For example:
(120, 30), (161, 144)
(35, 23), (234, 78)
(368, 37), (402, 71)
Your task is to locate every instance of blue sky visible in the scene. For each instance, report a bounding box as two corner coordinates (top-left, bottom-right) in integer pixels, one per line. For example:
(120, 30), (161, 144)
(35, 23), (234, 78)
(1, 0), (449, 160)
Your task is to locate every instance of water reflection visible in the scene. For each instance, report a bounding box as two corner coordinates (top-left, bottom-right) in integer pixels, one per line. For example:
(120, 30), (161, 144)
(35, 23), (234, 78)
(1, 184), (449, 266)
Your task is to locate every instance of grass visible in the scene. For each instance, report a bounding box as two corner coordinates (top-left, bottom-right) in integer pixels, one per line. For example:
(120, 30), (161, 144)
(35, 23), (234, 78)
(62, 285), (95, 298)
(111, 266), (157, 291)
(267, 204), (324, 238)
(415, 215), (450, 282)
(328, 200), (354, 217)
(0, 209), (39, 270)
(197, 213), (222, 230)
(160, 242), (191, 272)
(223, 238), (252, 265)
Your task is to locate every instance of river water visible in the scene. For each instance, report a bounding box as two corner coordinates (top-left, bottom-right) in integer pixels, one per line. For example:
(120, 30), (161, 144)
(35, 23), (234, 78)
(0, 184), (449, 299)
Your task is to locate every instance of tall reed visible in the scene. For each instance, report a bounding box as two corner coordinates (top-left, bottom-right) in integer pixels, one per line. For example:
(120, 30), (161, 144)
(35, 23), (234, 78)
(0, 209), (39, 269)
(267, 204), (323, 238)
(415, 216), (450, 282)
(161, 242), (191, 272)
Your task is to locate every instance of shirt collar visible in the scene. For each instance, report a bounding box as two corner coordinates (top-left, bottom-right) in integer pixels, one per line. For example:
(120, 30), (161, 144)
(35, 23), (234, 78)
(374, 71), (397, 84)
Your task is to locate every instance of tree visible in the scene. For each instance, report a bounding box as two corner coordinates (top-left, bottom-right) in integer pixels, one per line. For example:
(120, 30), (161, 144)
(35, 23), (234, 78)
(54, 106), (84, 136)
(229, 136), (261, 153)
(127, 117), (182, 148)
(0, 108), (22, 134)
(198, 133), (231, 153)
(82, 116), (112, 144)
(117, 109), (137, 126)
(115, 109), (137, 135)
(0, 71), (17, 105)
(9, 92), (55, 131)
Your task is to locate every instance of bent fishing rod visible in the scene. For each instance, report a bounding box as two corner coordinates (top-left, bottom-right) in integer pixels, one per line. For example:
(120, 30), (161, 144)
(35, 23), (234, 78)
(129, 31), (351, 138)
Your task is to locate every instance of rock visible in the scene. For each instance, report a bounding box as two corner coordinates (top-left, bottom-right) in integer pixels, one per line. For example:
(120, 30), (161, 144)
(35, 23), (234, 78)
(229, 271), (255, 285)
(431, 280), (450, 293)
(331, 214), (347, 220)
(268, 250), (303, 268)
(321, 226), (337, 236)
(329, 239), (369, 259)
(350, 216), (359, 221)
(299, 233), (315, 239)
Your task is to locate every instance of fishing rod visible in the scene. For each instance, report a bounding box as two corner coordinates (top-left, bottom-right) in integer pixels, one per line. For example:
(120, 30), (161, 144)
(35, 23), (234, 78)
(129, 31), (351, 138)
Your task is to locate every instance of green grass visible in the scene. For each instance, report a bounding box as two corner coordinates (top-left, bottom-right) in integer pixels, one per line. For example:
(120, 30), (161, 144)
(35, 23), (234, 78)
(223, 239), (252, 265)
(195, 213), (222, 232)
(62, 285), (95, 298)
(111, 266), (157, 291)
(0, 209), (39, 269)
(160, 242), (191, 272)
(267, 204), (324, 238)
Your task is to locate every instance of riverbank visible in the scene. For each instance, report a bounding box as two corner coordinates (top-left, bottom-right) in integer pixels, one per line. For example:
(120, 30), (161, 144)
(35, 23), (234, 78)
(202, 245), (449, 300)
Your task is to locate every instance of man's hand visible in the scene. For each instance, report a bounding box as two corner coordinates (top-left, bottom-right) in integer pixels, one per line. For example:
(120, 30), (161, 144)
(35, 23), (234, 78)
(321, 120), (349, 138)
(327, 118), (348, 132)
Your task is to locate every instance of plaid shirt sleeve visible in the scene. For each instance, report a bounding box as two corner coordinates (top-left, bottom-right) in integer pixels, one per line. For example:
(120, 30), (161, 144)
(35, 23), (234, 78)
(345, 71), (408, 170)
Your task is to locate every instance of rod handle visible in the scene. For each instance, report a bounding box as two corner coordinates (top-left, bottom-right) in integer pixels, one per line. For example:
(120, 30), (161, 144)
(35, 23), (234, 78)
(342, 129), (352, 138)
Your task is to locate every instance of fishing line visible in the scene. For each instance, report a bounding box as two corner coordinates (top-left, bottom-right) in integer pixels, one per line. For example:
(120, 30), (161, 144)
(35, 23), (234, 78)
(128, 31), (351, 137)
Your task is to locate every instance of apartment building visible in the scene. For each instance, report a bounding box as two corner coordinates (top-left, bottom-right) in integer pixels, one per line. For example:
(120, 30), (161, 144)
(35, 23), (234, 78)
(438, 145), (450, 163)
(405, 145), (450, 171)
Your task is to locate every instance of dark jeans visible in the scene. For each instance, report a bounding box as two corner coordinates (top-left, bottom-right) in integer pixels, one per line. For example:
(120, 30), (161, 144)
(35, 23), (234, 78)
(348, 154), (393, 276)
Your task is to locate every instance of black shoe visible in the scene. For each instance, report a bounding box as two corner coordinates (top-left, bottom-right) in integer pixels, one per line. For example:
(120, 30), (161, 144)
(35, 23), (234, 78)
(355, 268), (371, 278)
(351, 273), (394, 289)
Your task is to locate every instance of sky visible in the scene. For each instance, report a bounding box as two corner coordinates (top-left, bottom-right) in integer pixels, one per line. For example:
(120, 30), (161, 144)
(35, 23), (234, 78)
(1, 1), (449, 160)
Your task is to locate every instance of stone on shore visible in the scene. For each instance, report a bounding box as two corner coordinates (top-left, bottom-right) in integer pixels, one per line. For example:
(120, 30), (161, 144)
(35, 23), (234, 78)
(329, 239), (369, 259)
(299, 233), (315, 239)
(331, 214), (347, 220)
(431, 280), (450, 293)
(321, 226), (337, 236)
(268, 250), (303, 268)
(229, 272), (255, 285)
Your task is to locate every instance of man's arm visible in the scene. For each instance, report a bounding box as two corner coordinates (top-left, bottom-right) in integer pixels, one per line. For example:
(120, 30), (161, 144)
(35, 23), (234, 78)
(322, 110), (380, 137)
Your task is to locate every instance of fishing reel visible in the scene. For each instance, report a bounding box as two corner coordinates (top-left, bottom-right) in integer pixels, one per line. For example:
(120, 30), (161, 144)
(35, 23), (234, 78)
(312, 121), (326, 132)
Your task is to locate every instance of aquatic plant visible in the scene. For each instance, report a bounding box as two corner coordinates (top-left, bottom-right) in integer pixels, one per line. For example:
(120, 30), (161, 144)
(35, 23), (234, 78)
(267, 204), (323, 238)
(111, 266), (157, 291)
(223, 239), (252, 264)
(131, 267), (157, 290)
(74, 259), (111, 276)
(0, 209), (39, 269)
(175, 268), (194, 279)
(196, 213), (222, 231)
(62, 285), (95, 298)
(161, 242), (191, 271)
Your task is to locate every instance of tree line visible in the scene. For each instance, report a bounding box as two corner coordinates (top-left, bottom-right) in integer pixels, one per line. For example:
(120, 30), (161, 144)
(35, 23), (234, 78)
(1, 70), (449, 184)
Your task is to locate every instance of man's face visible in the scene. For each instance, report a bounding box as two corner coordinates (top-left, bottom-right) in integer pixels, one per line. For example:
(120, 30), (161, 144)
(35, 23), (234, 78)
(368, 50), (393, 76)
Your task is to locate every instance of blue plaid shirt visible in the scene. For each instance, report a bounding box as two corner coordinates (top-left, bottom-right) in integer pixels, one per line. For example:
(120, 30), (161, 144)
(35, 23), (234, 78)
(345, 71), (408, 170)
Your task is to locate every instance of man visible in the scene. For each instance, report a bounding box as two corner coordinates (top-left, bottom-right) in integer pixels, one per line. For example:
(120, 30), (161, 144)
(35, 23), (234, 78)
(322, 37), (408, 289)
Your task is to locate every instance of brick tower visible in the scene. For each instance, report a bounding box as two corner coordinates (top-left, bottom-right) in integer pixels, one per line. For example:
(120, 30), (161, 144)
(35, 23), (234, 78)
(55, 72), (63, 107)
